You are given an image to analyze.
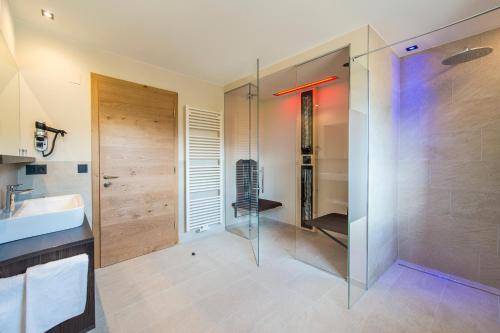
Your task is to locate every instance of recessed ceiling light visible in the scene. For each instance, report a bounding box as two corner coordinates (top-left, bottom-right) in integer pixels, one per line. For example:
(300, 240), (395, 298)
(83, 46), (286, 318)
(406, 45), (418, 52)
(41, 9), (55, 20)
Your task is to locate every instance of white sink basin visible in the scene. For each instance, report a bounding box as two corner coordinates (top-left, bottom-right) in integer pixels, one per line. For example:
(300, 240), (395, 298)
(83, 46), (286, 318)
(0, 194), (84, 244)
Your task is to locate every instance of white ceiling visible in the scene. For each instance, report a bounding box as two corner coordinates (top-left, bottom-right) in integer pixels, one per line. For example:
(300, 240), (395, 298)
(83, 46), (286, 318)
(389, 8), (500, 58)
(9, 0), (500, 85)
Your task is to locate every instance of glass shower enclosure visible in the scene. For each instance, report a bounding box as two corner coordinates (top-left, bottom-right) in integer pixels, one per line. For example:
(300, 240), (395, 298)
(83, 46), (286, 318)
(224, 61), (261, 265)
(290, 46), (370, 308)
(223, 48), (370, 308)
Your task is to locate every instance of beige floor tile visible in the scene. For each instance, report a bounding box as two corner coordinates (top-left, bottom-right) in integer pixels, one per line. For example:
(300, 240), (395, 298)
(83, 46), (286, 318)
(90, 221), (500, 333)
(247, 257), (306, 288)
(439, 282), (499, 321)
(431, 306), (500, 333)
(208, 313), (257, 333)
(246, 287), (317, 333)
(284, 266), (343, 302)
(93, 314), (120, 333)
(360, 308), (432, 333)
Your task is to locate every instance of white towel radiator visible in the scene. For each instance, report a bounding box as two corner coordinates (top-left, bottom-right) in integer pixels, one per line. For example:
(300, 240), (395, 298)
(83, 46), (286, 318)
(185, 106), (224, 232)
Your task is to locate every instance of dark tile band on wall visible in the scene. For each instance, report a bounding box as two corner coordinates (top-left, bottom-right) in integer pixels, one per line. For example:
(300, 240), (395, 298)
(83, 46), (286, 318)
(26, 164), (47, 175)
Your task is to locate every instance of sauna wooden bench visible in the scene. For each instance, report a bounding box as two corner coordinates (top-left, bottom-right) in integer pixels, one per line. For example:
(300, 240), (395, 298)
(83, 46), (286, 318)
(231, 198), (283, 217)
(305, 212), (348, 248)
(0, 215), (95, 333)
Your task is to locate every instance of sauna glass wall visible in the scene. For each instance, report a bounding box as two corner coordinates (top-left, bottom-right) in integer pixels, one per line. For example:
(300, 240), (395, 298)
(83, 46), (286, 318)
(347, 54), (369, 307)
(224, 79), (260, 265)
(294, 48), (351, 280)
(258, 67), (298, 260)
(224, 84), (254, 239)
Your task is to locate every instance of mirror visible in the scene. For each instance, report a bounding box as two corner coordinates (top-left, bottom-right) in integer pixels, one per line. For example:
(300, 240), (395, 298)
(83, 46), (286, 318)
(0, 33), (20, 156)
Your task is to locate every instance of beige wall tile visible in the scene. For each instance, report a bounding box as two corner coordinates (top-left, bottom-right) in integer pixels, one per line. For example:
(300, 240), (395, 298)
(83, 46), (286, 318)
(397, 214), (409, 240)
(483, 127), (500, 161)
(398, 27), (500, 289)
(397, 129), (482, 162)
(435, 96), (500, 133)
(451, 191), (500, 225)
(403, 213), (495, 266)
(480, 29), (500, 72)
(0, 164), (19, 209)
(448, 217), (498, 256)
(367, 27), (400, 286)
(400, 62), (452, 106)
(429, 160), (500, 193)
(406, 214), (454, 245)
(398, 159), (429, 190)
(398, 187), (451, 217)
(400, 50), (450, 90)
(431, 245), (480, 282)
(479, 253), (500, 289)
(398, 240), (411, 261)
(428, 130), (482, 161)
(452, 67), (500, 102)
(401, 221), (496, 285)
(401, 238), (436, 269)
(18, 161), (92, 222)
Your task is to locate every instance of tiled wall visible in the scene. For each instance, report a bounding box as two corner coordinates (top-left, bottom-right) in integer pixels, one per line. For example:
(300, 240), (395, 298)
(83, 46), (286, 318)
(398, 28), (500, 289)
(367, 27), (400, 285)
(0, 164), (18, 209)
(17, 161), (92, 224)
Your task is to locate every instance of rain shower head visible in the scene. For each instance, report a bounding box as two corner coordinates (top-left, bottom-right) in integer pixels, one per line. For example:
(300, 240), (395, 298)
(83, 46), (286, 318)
(442, 47), (493, 65)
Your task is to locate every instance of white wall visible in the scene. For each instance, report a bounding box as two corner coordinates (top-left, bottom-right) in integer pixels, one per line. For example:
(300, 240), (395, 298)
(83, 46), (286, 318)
(259, 94), (297, 224)
(224, 86), (251, 228)
(225, 27), (369, 92)
(0, 0), (15, 55)
(0, 0), (19, 157)
(0, 33), (19, 156)
(14, 21), (224, 240)
(315, 82), (349, 216)
(0, 0), (19, 207)
(259, 79), (349, 225)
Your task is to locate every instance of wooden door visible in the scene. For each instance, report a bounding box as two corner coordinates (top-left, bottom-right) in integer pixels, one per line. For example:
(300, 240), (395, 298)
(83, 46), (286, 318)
(92, 74), (178, 267)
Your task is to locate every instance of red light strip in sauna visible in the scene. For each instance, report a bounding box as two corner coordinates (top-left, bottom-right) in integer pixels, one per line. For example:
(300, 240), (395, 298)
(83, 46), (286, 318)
(273, 76), (338, 96)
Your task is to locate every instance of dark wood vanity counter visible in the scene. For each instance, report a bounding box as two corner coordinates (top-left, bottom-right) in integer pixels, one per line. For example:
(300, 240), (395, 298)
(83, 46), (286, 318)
(0, 215), (95, 333)
(0, 215), (94, 264)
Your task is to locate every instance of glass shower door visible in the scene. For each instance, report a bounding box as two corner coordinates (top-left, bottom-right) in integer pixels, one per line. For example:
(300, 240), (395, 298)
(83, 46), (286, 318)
(348, 53), (369, 308)
(249, 60), (260, 265)
(223, 60), (260, 266)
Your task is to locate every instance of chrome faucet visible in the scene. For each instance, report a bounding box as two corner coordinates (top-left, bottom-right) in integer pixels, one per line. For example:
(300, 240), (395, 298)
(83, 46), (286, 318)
(4, 184), (33, 215)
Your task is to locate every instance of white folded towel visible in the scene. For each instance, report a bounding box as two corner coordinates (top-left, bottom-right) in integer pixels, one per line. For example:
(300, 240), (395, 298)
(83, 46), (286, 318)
(25, 254), (89, 333)
(0, 273), (25, 333)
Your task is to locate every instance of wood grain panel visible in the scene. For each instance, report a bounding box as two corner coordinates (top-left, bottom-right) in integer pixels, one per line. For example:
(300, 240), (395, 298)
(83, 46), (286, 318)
(100, 217), (177, 265)
(0, 217), (95, 333)
(91, 73), (178, 267)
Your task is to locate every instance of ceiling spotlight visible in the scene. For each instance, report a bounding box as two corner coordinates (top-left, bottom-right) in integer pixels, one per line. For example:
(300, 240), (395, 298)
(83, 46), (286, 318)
(406, 45), (418, 52)
(41, 9), (55, 20)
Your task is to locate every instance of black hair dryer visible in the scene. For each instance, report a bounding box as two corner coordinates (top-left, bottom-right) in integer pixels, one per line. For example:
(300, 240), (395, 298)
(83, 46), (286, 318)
(34, 121), (67, 157)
